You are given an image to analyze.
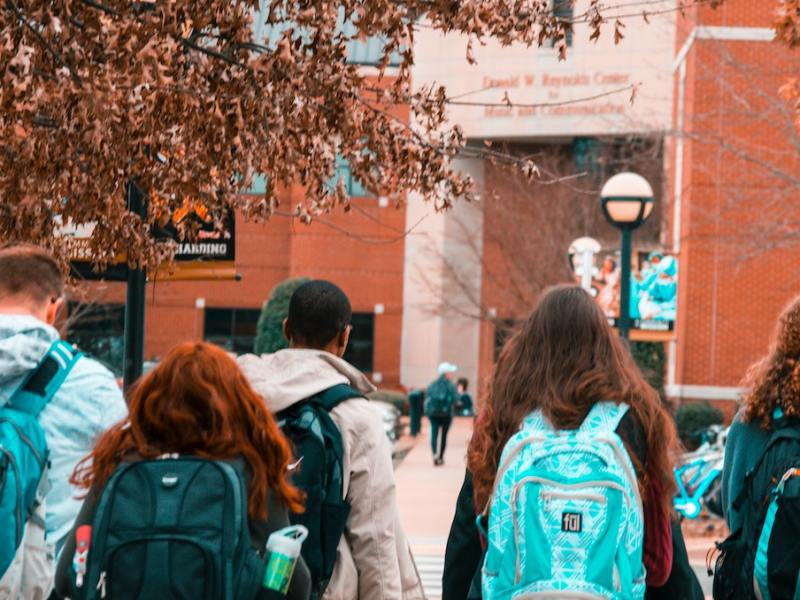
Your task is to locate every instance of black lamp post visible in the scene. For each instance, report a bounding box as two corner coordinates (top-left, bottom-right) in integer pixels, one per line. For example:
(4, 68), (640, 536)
(600, 172), (655, 341)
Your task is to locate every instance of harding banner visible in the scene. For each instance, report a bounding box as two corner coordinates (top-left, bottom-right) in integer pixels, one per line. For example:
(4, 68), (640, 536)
(67, 200), (237, 282)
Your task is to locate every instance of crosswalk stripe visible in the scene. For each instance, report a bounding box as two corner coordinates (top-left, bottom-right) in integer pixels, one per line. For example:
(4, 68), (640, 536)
(415, 554), (444, 599)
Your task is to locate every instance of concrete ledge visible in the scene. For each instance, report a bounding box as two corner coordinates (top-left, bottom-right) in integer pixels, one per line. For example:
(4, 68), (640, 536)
(666, 384), (743, 401)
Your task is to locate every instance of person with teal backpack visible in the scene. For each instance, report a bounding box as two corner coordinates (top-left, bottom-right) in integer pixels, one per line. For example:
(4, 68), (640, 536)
(466, 285), (682, 600)
(0, 244), (127, 598)
(426, 362), (459, 466)
(714, 295), (800, 599)
(0, 340), (81, 594)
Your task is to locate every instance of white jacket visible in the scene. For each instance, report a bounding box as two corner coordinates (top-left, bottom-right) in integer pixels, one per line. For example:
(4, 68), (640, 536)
(238, 349), (425, 600)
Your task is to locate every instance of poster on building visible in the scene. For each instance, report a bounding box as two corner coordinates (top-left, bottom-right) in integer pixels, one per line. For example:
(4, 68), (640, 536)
(66, 201), (237, 282)
(574, 249), (677, 340)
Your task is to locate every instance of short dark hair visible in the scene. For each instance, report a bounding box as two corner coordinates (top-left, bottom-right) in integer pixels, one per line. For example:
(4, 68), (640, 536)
(457, 378), (469, 390)
(286, 280), (352, 348)
(0, 244), (64, 305)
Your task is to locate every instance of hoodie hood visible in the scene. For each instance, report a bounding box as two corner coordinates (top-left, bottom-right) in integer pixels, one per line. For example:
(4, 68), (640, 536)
(238, 348), (376, 413)
(0, 314), (59, 405)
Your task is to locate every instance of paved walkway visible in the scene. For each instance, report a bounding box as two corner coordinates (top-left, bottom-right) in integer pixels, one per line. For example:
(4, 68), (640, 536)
(395, 417), (474, 599)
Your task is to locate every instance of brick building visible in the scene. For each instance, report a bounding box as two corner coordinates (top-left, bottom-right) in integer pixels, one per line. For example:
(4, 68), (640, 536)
(665, 0), (800, 412)
(66, 2), (800, 403)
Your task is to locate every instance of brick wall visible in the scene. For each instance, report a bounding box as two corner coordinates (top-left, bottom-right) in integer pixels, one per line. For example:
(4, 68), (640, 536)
(671, 0), (800, 400)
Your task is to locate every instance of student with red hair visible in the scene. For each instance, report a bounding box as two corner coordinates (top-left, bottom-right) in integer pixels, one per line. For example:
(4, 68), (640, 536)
(53, 342), (310, 600)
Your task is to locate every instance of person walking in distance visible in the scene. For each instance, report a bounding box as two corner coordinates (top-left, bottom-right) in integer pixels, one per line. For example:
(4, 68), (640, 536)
(239, 280), (424, 600)
(0, 245), (127, 599)
(407, 388), (425, 437)
(53, 342), (311, 600)
(426, 362), (458, 466)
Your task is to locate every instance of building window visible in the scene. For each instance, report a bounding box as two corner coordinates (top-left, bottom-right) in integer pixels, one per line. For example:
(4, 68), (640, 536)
(65, 303), (125, 376)
(552, 0), (574, 47)
(573, 137), (601, 177)
(329, 155), (370, 198)
(343, 313), (375, 373)
(346, 36), (402, 67)
(251, 10), (401, 67)
(204, 308), (261, 354)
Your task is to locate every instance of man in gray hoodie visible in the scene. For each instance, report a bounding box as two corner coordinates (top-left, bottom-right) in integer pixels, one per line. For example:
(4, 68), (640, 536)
(239, 280), (424, 600)
(0, 245), (127, 598)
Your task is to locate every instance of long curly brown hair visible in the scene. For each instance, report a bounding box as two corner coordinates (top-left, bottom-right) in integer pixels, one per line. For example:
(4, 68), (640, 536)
(468, 285), (677, 518)
(71, 342), (304, 519)
(742, 296), (800, 428)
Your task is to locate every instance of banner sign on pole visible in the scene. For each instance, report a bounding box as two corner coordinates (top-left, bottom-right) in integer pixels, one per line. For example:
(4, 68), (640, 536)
(66, 203), (237, 282)
(574, 248), (677, 341)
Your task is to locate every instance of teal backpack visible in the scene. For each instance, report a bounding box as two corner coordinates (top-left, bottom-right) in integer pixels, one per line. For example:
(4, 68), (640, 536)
(481, 402), (645, 600)
(0, 340), (81, 576)
(425, 378), (455, 418)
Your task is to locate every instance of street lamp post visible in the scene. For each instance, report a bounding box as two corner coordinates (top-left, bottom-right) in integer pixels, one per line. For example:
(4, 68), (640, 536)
(600, 172), (655, 341)
(568, 237), (602, 293)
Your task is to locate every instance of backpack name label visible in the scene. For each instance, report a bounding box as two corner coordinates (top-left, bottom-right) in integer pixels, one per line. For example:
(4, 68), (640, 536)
(561, 512), (583, 533)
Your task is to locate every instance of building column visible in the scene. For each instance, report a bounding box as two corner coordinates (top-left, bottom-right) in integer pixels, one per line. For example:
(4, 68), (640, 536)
(400, 158), (485, 390)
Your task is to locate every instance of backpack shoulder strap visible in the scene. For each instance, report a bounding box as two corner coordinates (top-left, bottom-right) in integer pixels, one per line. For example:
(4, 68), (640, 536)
(579, 401), (630, 434)
(9, 340), (82, 417)
(309, 383), (364, 411)
(732, 422), (800, 510)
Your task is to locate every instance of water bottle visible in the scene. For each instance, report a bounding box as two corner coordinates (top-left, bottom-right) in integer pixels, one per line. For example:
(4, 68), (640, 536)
(262, 525), (308, 594)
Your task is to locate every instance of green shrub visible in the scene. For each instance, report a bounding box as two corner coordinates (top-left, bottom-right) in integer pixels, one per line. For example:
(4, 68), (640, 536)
(675, 401), (724, 450)
(630, 341), (666, 401)
(254, 277), (311, 355)
(368, 389), (408, 415)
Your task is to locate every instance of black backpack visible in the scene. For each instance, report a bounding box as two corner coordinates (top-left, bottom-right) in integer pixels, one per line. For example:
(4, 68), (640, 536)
(69, 457), (264, 600)
(276, 384), (361, 599)
(712, 419), (800, 600)
(425, 378), (454, 418)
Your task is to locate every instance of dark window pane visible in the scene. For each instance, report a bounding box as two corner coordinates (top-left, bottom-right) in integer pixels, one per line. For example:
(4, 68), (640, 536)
(204, 308), (233, 338)
(552, 0), (574, 47)
(204, 308), (261, 355)
(344, 313), (374, 373)
(65, 303), (125, 376)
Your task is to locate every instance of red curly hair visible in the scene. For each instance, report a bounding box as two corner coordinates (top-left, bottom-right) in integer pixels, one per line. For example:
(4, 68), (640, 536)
(742, 295), (800, 428)
(71, 342), (303, 519)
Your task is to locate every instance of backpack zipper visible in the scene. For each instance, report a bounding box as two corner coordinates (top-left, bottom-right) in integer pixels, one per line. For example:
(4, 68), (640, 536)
(0, 447), (23, 545)
(97, 571), (107, 598)
(0, 418), (45, 467)
(540, 490), (608, 505)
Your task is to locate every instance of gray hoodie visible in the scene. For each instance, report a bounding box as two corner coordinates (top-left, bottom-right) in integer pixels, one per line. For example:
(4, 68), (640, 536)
(238, 349), (425, 600)
(0, 315), (128, 546)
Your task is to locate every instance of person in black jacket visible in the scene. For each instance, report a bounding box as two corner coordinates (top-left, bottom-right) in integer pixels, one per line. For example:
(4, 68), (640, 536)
(443, 285), (704, 599)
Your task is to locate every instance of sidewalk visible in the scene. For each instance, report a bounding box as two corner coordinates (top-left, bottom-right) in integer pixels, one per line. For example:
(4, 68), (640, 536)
(395, 417), (474, 599)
